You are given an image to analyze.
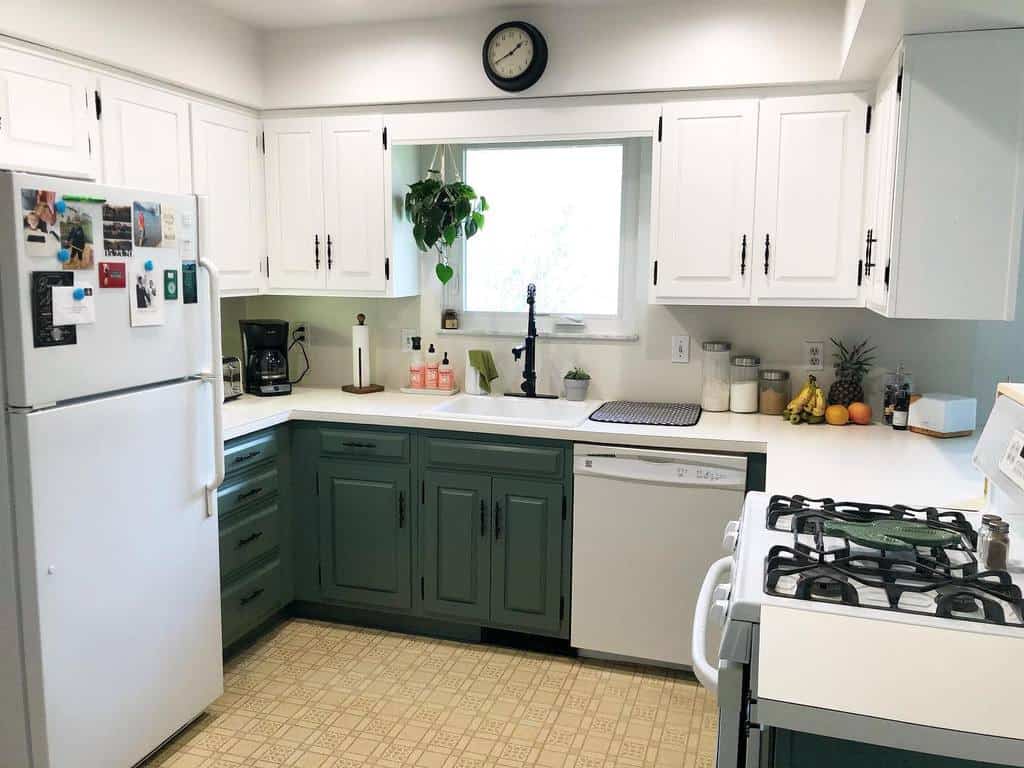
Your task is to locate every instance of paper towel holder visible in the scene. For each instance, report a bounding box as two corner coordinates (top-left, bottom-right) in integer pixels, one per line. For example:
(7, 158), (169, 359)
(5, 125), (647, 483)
(342, 313), (384, 395)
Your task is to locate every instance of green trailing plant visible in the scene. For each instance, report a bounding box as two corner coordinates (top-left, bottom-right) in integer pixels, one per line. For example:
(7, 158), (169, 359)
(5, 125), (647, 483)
(405, 145), (488, 285)
(564, 367), (591, 380)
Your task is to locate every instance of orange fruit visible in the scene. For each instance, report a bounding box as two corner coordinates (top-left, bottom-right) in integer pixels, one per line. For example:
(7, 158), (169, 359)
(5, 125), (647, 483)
(825, 404), (850, 426)
(848, 402), (872, 425)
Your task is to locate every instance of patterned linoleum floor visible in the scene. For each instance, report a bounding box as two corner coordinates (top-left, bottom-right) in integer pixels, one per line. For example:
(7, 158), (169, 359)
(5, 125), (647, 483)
(143, 619), (718, 768)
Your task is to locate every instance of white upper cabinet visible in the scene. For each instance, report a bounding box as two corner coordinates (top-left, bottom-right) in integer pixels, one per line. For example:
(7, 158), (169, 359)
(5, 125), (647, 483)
(654, 100), (757, 301)
(98, 76), (191, 193)
(264, 117), (325, 292)
(868, 31), (1024, 320)
(322, 115), (387, 293)
(0, 47), (96, 179)
(753, 94), (867, 303)
(191, 103), (265, 296)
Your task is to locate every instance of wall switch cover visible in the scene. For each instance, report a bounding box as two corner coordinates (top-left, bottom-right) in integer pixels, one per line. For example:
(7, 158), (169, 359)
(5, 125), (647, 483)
(400, 329), (417, 351)
(804, 340), (824, 370)
(671, 335), (690, 364)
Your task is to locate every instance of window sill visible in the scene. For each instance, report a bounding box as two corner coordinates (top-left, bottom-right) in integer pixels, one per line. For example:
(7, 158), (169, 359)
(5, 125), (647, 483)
(437, 328), (639, 342)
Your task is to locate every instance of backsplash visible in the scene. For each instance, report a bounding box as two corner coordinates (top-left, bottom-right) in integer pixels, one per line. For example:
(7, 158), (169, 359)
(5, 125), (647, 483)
(223, 262), (1024, 420)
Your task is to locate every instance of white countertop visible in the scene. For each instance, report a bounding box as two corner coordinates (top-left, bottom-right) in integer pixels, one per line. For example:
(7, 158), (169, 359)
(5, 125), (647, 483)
(223, 388), (984, 508)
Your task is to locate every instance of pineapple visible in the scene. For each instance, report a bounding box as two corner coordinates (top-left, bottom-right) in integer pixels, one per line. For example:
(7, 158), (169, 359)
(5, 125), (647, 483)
(827, 337), (876, 406)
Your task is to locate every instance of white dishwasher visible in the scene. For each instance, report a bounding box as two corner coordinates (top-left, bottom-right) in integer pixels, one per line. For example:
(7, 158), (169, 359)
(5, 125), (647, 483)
(571, 444), (747, 667)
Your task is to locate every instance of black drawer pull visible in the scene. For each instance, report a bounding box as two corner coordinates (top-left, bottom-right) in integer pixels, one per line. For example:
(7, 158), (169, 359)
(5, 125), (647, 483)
(740, 234), (747, 276)
(763, 234), (771, 276)
(237, 487), (263, 502)
(232, 450), (261, 464)
(341, 441), (376, 449)
(494, 501), (502, 540)
(398, 492), (406, 528)
(240, 587), (265, 606)
(314, 234), (320, 269)
(327, 234), (334, 269)
(480, 499), (487, 537)
(237, 531), (264, 548)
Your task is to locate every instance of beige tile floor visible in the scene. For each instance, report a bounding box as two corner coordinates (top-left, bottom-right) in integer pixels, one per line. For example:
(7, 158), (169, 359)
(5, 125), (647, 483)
(143, 619), (718, 768)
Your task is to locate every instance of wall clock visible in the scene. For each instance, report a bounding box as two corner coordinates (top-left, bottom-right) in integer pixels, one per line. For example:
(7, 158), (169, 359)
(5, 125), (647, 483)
(482, 21), (548, 92)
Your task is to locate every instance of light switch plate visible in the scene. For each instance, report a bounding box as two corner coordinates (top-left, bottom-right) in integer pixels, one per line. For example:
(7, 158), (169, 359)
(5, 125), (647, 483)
(672, 335), (690, 364)
(804, 340), (824, 371)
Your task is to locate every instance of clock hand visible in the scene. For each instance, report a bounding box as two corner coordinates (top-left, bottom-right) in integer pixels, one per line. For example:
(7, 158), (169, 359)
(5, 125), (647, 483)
(494, 40), (525, 64)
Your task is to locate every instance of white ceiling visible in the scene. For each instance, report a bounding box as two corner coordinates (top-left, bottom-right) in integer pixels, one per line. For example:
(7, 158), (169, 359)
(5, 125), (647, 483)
(197, 0), (624, 29)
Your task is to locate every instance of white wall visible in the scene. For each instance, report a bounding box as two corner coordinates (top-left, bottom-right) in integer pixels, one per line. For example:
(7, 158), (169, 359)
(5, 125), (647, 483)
(262, 0), (845, 109)
(0, 0), (264, 106)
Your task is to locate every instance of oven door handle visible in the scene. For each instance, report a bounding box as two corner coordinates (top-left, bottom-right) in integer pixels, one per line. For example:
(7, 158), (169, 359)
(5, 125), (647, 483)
(692, 556), (732, 695)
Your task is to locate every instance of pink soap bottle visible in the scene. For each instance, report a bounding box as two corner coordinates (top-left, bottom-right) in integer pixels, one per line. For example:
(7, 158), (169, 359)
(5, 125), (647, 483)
(409, 337), (425, 389)
(425, 343), (439, 389)
(438, 352), (454, 391)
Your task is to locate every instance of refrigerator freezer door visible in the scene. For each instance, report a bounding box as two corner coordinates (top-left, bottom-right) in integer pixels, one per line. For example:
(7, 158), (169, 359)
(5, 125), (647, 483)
(0, 172), (209, 408)
(9, 380), (223, 768)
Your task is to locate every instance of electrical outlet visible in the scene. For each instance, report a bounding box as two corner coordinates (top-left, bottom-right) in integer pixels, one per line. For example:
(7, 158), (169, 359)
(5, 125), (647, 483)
(804, 340), (824, 371)
(293, 321), (310, 346)
(400, 329), (417, 351)
(671, 335), (690, 364)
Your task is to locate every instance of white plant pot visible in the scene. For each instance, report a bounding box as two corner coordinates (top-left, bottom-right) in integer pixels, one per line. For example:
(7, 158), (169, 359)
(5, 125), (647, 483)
(564, 378), (590, 401)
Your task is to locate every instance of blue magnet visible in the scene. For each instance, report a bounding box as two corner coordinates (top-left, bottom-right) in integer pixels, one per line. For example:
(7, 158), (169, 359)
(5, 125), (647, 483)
(144, 260), (154, 272)
(54, 199), (67, 215)
(73, 288), (86, 301)
(57, 248), (70, 263)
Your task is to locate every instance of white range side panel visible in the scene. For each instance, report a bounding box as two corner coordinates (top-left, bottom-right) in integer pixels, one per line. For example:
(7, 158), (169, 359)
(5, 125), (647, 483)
(10, 380), (222, 768)
(323, 115), (387, 294)
(655, 100), (757, 301)
(265, 117), (325, 291)
(754, 93), (866, 303)
(0, 172), (209, 408)
(191, 103), (265, 295)
(0, 47), (97, 180)
(98, 76), (192, 194)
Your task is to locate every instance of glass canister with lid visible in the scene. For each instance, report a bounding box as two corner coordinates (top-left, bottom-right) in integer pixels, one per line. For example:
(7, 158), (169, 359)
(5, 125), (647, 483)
(701, 341), (732, 412)
(759, 369), (791, 415)
(730, 356), (761, 413)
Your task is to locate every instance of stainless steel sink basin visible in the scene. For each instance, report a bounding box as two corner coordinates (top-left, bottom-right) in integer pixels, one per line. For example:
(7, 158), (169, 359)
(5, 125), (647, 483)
(426, 395), (597, 428)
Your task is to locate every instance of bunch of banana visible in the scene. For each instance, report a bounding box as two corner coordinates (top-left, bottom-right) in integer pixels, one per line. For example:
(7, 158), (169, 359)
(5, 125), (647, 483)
(782, 375), (826, 424)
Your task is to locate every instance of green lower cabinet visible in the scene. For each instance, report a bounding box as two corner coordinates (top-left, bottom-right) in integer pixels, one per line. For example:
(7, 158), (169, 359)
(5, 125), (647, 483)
(490, 478), (564, 634)
(318, 459), (412, 610)
(421, 471), (492, 622)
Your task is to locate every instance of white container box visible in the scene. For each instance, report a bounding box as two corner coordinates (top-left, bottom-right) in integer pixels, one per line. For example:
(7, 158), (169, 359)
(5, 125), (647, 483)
(909, 393), (977, 437)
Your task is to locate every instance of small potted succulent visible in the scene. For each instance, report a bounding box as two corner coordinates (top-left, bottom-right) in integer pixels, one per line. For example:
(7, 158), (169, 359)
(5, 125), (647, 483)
(563, 367), (592, 401)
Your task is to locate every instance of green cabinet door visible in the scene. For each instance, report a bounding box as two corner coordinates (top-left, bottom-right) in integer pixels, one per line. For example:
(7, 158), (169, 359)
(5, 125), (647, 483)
(490, 478), (563, 634)
(421, 471), (491, 622)
(318, 460), (412, 609)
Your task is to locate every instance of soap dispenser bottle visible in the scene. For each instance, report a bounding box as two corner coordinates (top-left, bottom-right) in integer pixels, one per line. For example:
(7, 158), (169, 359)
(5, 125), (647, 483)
(438, 352), (454, 391)
(425, 343), (439, 389)
(409, 337), (425, 389)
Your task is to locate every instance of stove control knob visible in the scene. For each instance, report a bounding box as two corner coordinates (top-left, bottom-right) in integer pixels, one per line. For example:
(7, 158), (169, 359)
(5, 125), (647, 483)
(722, 520), (740, 552)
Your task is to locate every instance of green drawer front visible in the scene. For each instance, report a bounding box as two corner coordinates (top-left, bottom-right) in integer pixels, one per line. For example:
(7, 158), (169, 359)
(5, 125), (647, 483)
(320, 429), (410, 462)
(423, 437), (563, 478)
(225, 431), (278, 478)
(218, 467), (279, 517)
(221, 557), (283, 646)
(219, 502), (280, 580)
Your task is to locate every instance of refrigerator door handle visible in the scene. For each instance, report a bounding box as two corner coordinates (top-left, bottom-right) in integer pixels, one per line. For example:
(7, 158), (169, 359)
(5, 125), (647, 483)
(197, 231), (224, 518)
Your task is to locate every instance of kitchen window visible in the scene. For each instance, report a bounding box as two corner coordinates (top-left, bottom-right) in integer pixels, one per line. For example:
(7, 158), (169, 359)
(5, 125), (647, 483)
(442, 137), (650, 338)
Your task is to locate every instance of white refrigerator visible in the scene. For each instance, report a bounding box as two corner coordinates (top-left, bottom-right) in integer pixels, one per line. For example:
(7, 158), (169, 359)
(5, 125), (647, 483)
(0, 171), (225, 768)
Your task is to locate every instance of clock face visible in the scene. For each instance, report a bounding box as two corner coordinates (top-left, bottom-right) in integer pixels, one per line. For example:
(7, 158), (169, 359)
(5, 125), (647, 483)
(486, 25), (535, 80)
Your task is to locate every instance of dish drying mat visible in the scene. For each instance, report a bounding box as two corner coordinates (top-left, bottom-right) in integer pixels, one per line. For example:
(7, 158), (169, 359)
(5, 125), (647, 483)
(589, 401), (702, 427)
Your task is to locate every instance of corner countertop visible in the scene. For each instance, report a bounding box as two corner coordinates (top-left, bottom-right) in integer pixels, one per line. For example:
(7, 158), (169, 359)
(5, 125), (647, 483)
(223, 388), (983, 508)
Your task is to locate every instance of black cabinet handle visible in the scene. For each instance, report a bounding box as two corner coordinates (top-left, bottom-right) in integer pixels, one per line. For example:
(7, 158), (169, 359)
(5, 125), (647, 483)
(314, 234), (320, 269)
(232, 450), (260, 464)
(763, 234), (771, 276)
(740, 234), (747, 276)
(237, 487), (262, 502)
(327, 234), (333, 269)
(398, 492), (405, 528)
(494, 501), (502, 540)
(240, 587), (264, 606)
(237, 531), (264, 548)
(884, 260), (891, 289)
(864, 228), (877, 275)
(341, 441), (376, 449)
(480, 499), (487, 537)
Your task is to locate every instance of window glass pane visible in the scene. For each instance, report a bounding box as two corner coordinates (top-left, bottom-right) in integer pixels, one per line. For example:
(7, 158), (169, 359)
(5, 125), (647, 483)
(464, 144), (623, 315)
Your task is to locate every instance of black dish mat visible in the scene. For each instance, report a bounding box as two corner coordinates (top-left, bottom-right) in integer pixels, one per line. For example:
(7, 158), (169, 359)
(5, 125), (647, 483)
(589, 401), (702, 427)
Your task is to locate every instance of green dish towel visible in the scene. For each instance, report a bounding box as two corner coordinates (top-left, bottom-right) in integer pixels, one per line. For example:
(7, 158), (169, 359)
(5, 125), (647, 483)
(467, 350), (499, 394)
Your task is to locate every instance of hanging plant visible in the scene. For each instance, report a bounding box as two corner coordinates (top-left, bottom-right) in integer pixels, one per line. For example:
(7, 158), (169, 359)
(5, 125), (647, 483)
(405, 145), (488, 285)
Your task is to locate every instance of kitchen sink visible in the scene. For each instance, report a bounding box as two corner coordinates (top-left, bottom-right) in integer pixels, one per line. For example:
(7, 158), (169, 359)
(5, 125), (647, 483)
(426, 395), (597, 427)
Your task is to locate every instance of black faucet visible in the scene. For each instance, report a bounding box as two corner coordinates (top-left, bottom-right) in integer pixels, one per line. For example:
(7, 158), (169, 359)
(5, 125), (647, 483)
(510, 284), (556, 399)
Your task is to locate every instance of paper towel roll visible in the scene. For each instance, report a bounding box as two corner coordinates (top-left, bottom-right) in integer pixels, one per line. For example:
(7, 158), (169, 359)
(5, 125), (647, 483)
(352, 323), (371, 388)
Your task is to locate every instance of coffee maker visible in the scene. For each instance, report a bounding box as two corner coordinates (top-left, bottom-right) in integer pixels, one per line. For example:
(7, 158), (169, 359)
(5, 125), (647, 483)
(240, 320), (292, 396)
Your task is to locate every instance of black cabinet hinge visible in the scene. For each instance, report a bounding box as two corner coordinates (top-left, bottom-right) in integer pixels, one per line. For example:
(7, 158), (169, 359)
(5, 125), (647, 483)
(382, 126), (388, 150)
(865, 105), (872, 134)
(884, 259), (891, 289)
(896, 67), (903, 100)
(385, 257), (390, 281)
(652, 260), (658, 286)
(562, 495), (567, 521)
(94, 90), (102, 120)
(559, 596), (565, 621)
(857, 258), (863, 287)
(657, 115), (663, 142)
(420, 577), (425, 600)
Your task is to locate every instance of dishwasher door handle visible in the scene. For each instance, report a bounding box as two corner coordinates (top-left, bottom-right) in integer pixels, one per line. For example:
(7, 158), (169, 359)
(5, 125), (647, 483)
(692, 556), (732, 695)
